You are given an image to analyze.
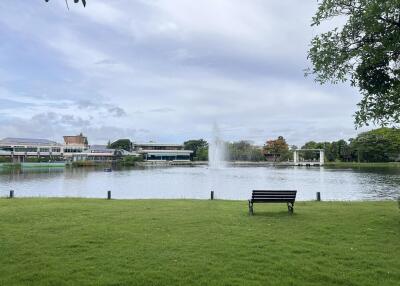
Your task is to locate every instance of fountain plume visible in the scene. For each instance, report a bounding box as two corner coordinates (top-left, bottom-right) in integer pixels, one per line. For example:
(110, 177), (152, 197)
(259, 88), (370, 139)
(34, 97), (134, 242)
(208, 123), (226, 168)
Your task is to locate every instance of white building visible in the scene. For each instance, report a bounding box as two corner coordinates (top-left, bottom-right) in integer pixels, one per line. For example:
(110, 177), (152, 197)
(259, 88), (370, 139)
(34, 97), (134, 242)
(133, 143), (193, 161)
(71, 145), (121, 162)
(0, 137), (63, 162)
(0, 137), (194, 163)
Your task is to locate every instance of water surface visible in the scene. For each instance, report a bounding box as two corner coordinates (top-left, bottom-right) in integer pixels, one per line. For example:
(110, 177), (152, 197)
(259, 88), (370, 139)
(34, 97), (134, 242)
(0, 166), (399, 201)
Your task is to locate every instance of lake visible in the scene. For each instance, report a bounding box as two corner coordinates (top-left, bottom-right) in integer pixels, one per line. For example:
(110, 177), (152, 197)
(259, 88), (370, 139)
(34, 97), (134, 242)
(0, 166), (399, 201)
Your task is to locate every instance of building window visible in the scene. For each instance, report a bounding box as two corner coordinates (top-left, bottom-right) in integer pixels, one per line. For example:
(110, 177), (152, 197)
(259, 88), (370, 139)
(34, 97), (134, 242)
(14, 147), (38, 152)
(177, 155), (190, 160)
(64, 148), (83, 153)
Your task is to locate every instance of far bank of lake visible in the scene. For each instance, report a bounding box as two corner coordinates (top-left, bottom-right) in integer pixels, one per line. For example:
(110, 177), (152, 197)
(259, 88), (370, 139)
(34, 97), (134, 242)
(2, 161), (400, 169)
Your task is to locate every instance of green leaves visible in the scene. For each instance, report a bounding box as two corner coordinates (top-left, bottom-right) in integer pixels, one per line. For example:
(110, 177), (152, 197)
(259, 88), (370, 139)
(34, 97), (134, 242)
(110, 139), (132, 151)
(183, 139), (208, 161)
(263, 136), (290, 162)
(351, 127), (400, 162)
(308, 0), (400, 126)
(308, 127), (400, 162)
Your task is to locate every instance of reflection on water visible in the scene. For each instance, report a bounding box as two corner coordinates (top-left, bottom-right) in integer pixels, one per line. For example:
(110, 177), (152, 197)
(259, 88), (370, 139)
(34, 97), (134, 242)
(0, 166), (399, 201)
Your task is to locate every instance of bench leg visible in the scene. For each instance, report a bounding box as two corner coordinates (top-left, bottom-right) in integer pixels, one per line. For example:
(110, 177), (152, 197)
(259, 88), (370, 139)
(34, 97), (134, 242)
(248, 200), (254, 215)
(287, 202), (294, 214)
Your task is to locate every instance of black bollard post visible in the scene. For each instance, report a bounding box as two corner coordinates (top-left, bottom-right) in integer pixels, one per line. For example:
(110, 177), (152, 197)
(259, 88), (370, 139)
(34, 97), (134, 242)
(107, 190), (111, 200)
(211, 191), (214, 200)
(9, 190), (14, 199)
(316, 192), (321, 201)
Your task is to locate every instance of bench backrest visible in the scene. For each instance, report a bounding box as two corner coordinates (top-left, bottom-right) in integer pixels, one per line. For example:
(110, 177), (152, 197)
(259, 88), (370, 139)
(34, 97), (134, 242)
(251, 190), (297, 202)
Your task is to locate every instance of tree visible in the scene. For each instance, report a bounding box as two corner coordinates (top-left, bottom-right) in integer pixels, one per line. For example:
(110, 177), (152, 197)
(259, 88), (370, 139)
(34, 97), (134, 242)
(307, 0), (400, 126)
(227, 141), (265, 162)
(109, 139), (132, 152)
(121, 155), (143, 166)
(301, 141), (324, 161)
(263, 136), (290, 162)
(196, 146), (208, 161)
(183, 139), (208, 161)
(336, 139), (352, 161)
(350, 127), (400, 162)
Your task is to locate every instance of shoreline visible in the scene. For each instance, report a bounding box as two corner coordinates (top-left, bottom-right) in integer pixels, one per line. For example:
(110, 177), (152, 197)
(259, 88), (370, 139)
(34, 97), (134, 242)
(324, 162), (400, 168)
(1, 161), (400, 169)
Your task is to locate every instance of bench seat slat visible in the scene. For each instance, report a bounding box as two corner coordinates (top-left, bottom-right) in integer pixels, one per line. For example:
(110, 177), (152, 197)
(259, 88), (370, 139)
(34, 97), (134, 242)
(252, 198), (295, 200)
(252, 194), (296, 197)
(251, 199), (295, 203)
(252, 197), (295, 199)
(253, 190), (297, 192)
(253, 191), (297, 194)
(253, 190), (297, 191)
(252, 193), (296, 196)
(252, 199), (295, 201)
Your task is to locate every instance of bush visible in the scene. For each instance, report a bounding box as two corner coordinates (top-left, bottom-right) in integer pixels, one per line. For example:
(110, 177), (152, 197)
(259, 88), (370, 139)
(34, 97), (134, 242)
(0, 157), (12, 163)
(71, 161), (97, 167)
(120, 155), (143, 166)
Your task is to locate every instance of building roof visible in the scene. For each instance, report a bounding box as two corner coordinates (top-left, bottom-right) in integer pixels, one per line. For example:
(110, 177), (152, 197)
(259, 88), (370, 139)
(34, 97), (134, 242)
(88, 145), (114, 154)
(134, 142), (182, 147)
(89, 145), (110, 151)
(138, 150), (193, 154)
(0, 137), (60, 146)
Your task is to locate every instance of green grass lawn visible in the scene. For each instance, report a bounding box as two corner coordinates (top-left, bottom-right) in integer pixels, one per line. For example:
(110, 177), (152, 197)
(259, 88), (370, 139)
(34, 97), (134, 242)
(0, 199), (399, 286)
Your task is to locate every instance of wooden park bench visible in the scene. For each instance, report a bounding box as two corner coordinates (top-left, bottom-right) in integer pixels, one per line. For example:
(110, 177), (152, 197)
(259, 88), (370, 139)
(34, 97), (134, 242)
(248, 190), (297, 215)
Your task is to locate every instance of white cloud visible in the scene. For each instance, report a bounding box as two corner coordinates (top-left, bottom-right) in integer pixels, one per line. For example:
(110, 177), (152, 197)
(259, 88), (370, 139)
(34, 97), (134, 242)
(0, 0), (369, 145)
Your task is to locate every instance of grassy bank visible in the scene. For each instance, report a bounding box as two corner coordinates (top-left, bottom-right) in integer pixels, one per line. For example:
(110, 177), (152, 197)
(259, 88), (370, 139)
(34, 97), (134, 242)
(324, 162), (400, 168)
(0, 199), (399, 286)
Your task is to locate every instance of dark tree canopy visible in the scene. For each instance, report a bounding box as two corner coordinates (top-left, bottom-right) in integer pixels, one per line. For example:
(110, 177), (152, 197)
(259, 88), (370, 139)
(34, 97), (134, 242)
(307, 0), (400, 127)
(351, 127), (400, 162)
(263, 136), (290, 162)
(227, 141), (265, 162)
(109, 139), (132, 152)
(183, 139), (208, 161)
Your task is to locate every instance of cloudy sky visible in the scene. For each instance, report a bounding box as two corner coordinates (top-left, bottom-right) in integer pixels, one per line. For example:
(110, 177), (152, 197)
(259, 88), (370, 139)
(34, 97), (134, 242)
(0, 0), (369, 146)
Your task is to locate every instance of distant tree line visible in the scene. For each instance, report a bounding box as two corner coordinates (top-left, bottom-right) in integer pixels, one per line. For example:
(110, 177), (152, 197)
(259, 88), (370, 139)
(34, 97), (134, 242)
(227, 141), (265, 162)
(183, 127), (400, 163)
(183, 139), (266, 162)
(107, 127), (400, 163)
(301, 128), (400, 163)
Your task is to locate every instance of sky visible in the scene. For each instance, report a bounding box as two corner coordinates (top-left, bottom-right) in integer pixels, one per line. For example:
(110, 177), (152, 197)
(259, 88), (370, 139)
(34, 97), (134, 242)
(0, 0), (370, 146)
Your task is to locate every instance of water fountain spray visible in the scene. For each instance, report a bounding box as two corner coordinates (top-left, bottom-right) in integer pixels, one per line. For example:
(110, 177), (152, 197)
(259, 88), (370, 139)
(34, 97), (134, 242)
(208, 123), (226, 168)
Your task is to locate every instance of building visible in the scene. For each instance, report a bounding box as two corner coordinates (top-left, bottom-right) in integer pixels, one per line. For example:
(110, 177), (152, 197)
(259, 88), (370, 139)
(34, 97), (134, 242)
(63, 133), (89, 156)
(0, 135), (194, 163)
(133, 143), (193, 161)
(71, 145), (122, 162)
(0, 137), (63, 162)
(0, 134), (89, 162)
(63, 133), (88, 146)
